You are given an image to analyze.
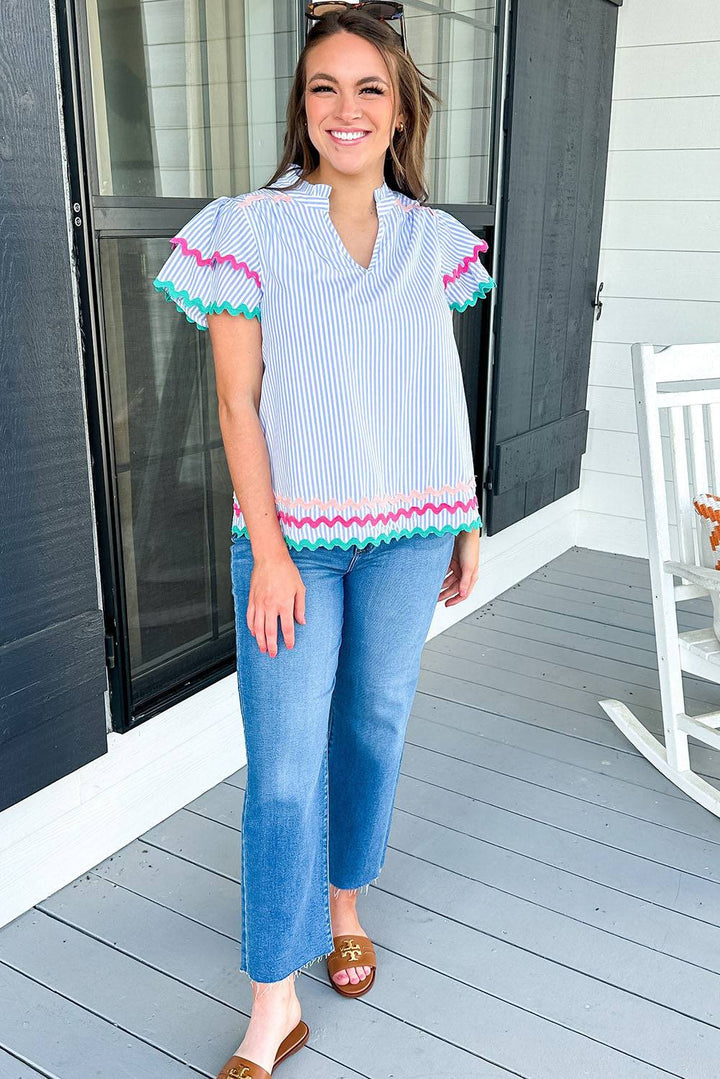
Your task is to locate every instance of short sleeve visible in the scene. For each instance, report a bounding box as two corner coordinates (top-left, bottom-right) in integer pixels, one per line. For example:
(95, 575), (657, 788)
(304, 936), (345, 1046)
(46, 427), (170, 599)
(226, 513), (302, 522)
(152, 196), (263, 330)
(435, 208), (496, 313)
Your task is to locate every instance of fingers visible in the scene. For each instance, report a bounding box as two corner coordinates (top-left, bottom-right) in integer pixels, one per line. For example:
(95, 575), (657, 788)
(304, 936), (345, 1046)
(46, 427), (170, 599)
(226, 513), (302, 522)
(279, 606), (296, 652)
(458, 566), (475, 599)
(247, 591), (305, 657)
(443, 557), (479, 606)
(295, 587), (306, 627)
(264, 608), (278, 658)
(438, 566), (455, 601)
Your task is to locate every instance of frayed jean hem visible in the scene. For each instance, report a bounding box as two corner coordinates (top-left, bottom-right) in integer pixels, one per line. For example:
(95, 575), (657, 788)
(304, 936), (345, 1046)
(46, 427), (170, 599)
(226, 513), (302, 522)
(239, 940), (335, 997)
(329, 869), (381, 900)
(239, 869), (381, 995)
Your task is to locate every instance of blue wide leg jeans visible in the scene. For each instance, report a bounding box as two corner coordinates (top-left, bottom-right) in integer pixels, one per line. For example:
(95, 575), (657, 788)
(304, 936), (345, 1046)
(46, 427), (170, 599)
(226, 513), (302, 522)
(230, 529), (455, 985)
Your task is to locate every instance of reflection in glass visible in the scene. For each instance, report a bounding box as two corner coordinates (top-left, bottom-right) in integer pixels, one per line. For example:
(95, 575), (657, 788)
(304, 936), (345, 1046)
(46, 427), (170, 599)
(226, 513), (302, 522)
(100, 236), (235, 685)
(85, 0), (498, 203)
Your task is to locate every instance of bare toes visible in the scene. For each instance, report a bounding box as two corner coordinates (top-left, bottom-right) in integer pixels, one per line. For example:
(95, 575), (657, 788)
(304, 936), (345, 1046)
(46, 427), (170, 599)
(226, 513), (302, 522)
(333, 965), (372, 986)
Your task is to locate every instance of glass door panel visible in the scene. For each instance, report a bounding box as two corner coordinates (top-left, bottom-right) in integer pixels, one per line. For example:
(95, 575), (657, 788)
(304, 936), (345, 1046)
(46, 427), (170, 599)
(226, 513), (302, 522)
(100, 235), (235, 702)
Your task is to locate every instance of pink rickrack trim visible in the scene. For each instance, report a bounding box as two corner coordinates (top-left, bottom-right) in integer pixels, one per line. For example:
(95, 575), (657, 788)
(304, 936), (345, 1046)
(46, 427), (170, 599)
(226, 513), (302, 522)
(396, 199), (437, 215)
(233, 481), (477, 516)
(276, 497), (478, 531)
(443, 241), (490, 288)
(169, 236), (262, 288)
(234, 191), (293, 208)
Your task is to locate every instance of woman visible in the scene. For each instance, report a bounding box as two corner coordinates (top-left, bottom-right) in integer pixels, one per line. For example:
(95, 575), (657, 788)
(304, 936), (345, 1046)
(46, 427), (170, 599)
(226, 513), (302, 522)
(153, 7), (495, 1077)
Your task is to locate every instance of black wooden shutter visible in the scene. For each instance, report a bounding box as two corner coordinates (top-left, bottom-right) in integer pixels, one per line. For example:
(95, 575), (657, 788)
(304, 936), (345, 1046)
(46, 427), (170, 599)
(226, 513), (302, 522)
(485, 0), (621, 534)
(0, 0), (109, 812)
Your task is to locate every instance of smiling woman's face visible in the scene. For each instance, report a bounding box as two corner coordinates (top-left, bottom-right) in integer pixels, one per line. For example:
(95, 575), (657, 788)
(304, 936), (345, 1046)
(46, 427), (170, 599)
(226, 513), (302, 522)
(304, 31), (401, 178)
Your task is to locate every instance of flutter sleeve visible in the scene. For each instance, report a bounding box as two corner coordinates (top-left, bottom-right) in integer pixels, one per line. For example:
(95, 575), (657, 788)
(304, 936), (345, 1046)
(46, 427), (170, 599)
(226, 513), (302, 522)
(152, 196), (263, 330)
(435, 208), (496, 313)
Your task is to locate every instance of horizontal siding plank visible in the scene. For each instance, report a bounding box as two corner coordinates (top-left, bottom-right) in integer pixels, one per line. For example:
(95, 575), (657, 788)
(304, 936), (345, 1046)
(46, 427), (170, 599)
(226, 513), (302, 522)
(593, 296), (720, 346)
(605, 148), (720, 201)
(617, 1), (720, 47)
(600, 249), (720, 302)
(600, 200), (720, 252)
(586, 428), (642, 476)
(609, 96), (720, 151)
(587, 386), (637, 432)
(613, 41), (720, 98)
(588, 342), (634, 389)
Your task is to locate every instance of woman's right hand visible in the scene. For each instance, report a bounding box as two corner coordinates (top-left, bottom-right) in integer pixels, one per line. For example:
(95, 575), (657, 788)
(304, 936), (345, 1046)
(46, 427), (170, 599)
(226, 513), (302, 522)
(246, 554), (306, 657)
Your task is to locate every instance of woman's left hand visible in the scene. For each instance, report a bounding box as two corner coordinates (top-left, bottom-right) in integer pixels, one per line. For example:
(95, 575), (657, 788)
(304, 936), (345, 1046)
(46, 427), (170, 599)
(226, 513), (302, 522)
(439, 529), (480, 606)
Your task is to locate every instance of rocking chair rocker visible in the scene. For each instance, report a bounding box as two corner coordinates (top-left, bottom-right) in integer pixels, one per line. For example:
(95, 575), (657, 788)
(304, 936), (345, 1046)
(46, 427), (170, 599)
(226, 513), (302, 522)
(599, 342), (720, 818)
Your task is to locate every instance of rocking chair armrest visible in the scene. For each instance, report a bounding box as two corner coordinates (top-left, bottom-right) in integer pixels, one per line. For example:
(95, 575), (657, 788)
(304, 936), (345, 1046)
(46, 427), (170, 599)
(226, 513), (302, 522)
(664, 560), (720, 592)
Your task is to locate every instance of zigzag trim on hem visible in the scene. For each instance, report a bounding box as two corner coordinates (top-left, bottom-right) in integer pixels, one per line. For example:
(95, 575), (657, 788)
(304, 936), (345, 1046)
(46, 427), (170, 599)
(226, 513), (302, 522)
(231, 519), (482, 552)
(273, 496), (478, 531)
(239, 480), (478, 516)
(153, 279), (261, 322)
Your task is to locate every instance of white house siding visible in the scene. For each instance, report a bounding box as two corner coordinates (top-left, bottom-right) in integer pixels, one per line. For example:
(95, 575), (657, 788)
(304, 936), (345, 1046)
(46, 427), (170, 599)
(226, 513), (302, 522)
(577, 1), (720, 557)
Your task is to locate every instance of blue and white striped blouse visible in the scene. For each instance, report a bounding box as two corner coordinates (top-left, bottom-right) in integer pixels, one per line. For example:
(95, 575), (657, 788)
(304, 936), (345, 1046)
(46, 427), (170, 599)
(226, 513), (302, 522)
(153, 162), (496, 551)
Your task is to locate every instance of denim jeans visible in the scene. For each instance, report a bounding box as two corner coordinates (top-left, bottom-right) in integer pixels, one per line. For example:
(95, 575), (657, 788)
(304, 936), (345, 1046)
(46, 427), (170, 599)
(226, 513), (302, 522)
(230, 528), (456, 985)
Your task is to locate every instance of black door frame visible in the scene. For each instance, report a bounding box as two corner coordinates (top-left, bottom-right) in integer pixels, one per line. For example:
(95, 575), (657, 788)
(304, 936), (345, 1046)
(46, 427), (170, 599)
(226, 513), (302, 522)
(55, 0), (240, 734)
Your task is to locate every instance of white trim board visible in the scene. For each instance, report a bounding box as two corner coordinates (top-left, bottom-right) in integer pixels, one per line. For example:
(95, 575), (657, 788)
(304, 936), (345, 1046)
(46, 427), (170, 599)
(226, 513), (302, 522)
(0, 494), (579, 929)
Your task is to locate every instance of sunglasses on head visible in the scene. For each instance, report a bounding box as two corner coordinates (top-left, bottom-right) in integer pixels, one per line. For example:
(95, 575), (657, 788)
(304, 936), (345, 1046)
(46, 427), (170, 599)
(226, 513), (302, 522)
(304, 2), (407, 53)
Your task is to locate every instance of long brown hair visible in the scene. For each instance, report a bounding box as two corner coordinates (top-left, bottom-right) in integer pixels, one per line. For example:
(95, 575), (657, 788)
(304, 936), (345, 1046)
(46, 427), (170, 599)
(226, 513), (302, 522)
(262, 9), (441, 204)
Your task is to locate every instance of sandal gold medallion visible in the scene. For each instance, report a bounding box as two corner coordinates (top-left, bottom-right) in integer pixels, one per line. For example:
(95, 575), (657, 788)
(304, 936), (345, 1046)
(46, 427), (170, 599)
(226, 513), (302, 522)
(326, 934), (377, 998)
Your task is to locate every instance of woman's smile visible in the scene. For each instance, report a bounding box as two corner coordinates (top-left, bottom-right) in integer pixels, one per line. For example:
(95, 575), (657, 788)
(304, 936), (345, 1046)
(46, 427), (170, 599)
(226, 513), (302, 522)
(326, 128), (371, 146)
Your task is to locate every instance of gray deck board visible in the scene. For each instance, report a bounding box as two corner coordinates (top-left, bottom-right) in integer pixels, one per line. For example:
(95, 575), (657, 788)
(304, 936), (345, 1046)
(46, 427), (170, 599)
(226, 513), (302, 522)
(1, 546), (719, 1077)
(0, 1050), (45, 1079)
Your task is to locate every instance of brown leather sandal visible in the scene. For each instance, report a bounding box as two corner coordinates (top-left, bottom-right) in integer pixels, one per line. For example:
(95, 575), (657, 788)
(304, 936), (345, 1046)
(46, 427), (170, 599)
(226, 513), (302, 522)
(326, 934), (377, 998)
(216, 1019), (310, 1078)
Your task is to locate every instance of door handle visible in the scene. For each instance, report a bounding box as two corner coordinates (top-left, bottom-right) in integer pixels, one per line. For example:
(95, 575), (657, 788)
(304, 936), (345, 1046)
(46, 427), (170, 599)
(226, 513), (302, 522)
(592, 281), (604, 321)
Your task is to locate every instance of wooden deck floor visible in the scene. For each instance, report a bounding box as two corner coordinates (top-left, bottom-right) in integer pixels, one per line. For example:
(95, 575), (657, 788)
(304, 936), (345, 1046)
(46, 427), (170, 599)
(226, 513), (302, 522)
(2, 546), (720, 1078)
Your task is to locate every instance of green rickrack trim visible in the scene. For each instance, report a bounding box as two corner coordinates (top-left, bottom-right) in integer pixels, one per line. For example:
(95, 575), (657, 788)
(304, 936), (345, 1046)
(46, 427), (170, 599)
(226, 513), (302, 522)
(449, 278), (497, 312)
(153, 279), (261, 323)
(231, 518), (481, 552)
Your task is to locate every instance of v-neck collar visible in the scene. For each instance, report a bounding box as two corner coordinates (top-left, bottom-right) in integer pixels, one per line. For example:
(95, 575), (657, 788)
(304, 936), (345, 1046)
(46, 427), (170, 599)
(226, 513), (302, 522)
(278, 162), (396, 211)
(277, 162), (395, 275)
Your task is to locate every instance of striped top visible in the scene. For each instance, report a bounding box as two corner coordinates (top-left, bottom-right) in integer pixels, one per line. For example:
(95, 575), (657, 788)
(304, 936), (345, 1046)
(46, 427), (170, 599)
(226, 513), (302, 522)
(153, 162), (496, 551)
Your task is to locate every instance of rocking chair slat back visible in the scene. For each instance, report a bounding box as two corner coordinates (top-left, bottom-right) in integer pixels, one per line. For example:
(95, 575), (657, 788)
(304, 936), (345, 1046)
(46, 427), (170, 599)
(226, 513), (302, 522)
(668, 406), (695, 565)
(599, 341), (720, 819)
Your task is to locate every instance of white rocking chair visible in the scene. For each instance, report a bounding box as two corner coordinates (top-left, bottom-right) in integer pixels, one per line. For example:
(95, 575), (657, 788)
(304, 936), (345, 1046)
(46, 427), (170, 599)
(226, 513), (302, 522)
(599, 342), (720, 818)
